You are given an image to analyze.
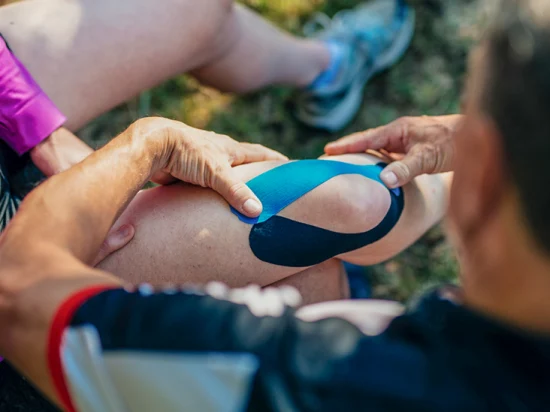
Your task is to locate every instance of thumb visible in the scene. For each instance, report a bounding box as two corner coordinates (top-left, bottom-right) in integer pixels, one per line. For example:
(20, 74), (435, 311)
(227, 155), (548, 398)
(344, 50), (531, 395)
(324, 122), (401, 155)
(212, 166), (262, 218)
(93, 224), (135, 266)
(380, 152), (428, 188)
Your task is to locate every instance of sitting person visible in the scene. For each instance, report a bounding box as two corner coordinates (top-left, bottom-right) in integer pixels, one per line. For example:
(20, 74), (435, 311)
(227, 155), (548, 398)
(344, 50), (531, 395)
(2, 1), (550, 410)
(0, 125), (450, 411)
(0, 24), (450, 303)
(0, 115), (450, 411)
(0, 0), (424, 300)
(0, 1), (421, 409)
(0, 0), (447, 305)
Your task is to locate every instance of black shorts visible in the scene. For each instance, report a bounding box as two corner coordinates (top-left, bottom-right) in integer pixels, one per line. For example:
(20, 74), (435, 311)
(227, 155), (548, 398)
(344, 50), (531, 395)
(0, 143), (56, 411)
(0, 141), (44, 231)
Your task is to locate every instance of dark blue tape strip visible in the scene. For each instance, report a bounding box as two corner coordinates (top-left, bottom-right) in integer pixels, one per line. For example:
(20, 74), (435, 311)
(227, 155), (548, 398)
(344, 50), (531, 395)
(231, 160), (404, 267)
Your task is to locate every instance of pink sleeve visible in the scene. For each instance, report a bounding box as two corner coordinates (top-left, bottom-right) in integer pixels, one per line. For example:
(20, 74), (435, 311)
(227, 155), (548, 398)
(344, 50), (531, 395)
(0, 35), (66, 155)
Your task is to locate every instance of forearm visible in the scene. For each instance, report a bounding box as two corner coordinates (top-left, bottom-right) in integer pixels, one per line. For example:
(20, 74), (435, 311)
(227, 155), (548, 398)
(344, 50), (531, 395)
(1, 120), (158, 268)
(30, 127), (94, 177)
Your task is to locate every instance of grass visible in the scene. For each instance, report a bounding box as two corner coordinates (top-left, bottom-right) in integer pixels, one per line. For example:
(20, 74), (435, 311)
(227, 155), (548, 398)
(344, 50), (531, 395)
(80, 0), (488, 303)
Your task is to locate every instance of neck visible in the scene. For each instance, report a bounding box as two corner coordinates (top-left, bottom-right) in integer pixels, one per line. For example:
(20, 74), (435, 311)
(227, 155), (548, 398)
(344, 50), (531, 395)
(463, 261), (550, 335)
(460, 204), (550, 335)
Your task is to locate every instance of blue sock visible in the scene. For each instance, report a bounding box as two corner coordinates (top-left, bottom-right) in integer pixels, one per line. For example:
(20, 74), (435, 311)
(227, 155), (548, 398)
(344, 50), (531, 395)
(344, 263), (372, 299)
(309, 41), (347, 90)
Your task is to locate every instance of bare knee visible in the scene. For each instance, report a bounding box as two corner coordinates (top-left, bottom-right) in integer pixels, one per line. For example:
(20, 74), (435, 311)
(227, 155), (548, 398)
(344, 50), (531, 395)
(281, 173), (392, 235)
(193, 0), (238, 48)
(332, 176), (392, 233)
(177, 0), (234, 17)
(216, 0), (235, 14)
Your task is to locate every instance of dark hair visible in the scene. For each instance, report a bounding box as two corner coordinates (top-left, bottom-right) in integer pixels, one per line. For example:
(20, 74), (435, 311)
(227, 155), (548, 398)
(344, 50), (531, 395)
(482, 0), (550, 252)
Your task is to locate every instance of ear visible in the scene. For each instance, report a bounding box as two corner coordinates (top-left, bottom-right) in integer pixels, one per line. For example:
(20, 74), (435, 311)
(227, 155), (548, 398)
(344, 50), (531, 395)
(476, 116), (506, 222)
(450, 114), (506, 242)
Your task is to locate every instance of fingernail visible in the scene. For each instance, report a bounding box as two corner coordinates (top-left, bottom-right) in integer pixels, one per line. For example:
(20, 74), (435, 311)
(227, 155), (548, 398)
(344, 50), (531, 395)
(243, 199), (262, 215)
(118, 224), (133, 238)
(381, 171), (398, 187)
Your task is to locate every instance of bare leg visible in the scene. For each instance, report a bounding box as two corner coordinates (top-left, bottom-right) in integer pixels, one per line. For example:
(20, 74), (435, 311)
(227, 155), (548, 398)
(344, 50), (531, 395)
(191, 4), (329, 93)
(0, 0), (328, 130)
(268, 259), (350, 305)
(99, 153), (450, 295)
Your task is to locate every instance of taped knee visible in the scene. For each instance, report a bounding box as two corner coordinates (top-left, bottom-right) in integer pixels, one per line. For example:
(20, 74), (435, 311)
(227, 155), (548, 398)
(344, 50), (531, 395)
(231, 160), (404, 268)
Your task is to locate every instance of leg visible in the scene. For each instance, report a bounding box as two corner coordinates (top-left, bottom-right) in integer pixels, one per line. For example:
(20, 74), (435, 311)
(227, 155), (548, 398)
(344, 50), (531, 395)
(191, 4), (329, 93)
(99, 153), (450, 293)
(268, 259), (350, 305)
(0, 0), (328, 130)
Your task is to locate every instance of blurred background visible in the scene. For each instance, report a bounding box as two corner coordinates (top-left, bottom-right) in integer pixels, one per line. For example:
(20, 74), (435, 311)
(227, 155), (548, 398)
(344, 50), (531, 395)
(78, 0), (488, 303)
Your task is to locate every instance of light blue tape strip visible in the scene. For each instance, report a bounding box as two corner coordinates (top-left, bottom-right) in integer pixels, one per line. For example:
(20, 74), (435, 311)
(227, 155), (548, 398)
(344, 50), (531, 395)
(232, 160), (388, 224)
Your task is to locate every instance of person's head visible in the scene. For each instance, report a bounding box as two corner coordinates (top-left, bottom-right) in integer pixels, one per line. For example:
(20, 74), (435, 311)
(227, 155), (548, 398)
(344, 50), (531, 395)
(452, 0), (550, 306)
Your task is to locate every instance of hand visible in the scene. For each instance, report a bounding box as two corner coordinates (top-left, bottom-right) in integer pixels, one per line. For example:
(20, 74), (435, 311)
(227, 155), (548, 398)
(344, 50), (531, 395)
(136, 118), (288, 217)
(325, 115), (463, 188)
(30, 127), (94, 177)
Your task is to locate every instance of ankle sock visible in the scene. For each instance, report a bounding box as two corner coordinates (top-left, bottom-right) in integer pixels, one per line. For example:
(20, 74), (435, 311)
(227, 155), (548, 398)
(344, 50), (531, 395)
(309, 41), (347, 90)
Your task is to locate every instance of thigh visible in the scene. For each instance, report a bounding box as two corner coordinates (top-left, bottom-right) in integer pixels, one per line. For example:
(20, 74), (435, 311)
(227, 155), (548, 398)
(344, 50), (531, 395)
(0, 0), (234, 130)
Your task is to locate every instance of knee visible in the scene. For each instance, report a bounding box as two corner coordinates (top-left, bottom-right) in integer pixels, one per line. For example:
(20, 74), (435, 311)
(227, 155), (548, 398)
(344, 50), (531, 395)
(323, 175), (392, 234)
(179, 0), (236, 41)
(188, 0), (238, 65)
(282, 173), (392, 234)
(217, 0), (235, 14)
(201, 0), (235, 22)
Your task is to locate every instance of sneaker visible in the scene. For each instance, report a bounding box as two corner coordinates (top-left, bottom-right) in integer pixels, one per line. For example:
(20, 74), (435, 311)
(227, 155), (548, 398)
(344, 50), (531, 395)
(295, 0), (415, 131)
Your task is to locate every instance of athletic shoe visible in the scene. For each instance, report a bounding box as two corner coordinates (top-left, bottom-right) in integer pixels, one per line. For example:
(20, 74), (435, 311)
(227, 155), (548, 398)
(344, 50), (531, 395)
(295, 0), (415, 131)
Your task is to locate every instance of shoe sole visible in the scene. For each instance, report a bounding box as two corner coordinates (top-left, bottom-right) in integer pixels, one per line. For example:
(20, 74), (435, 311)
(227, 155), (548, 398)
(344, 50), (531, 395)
(299, 7), (416, 132)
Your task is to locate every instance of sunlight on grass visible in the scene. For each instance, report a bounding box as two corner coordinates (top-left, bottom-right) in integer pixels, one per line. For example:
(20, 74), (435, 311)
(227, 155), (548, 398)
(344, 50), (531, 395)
(177, 80), (235, 130)
(241, 0), (323, 19)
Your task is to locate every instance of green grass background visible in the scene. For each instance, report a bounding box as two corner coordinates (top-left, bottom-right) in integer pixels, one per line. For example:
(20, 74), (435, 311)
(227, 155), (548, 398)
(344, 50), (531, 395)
(80, 0), (488, 303)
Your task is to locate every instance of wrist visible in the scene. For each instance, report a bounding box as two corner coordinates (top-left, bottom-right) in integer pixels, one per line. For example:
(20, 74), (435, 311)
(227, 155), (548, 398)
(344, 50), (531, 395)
(126, 117), (175, 175)
(30, 128), (93, 177)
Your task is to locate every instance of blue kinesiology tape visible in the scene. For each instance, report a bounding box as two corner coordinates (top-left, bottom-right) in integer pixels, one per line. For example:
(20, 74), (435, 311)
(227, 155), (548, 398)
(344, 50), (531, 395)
(231, 160), (404, 267)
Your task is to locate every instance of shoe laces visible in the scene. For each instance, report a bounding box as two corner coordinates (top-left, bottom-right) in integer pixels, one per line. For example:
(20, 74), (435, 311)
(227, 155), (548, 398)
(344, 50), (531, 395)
(304, 1), (406, 59)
